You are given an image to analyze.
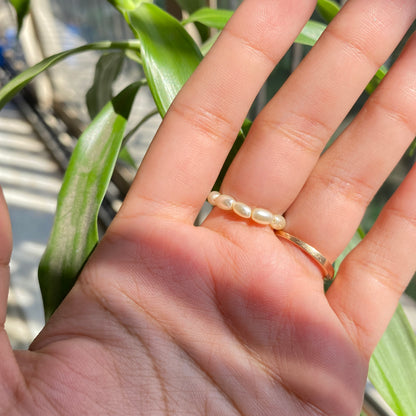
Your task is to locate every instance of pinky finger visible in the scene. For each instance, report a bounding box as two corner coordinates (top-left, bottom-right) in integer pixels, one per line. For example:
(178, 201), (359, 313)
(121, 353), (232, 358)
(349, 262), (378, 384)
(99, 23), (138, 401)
(327, 162), (416, 358)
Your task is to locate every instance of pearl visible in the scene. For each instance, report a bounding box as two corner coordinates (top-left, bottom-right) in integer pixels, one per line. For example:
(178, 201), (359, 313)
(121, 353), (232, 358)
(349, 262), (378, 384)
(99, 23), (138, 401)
(233, 201), (251, 218)
(216, 194), (235, 210)
(207, 191), (220, 205)
(271, 214), (286, 230)
(251, 208), (273, 225)
(206, 192), (286, 231)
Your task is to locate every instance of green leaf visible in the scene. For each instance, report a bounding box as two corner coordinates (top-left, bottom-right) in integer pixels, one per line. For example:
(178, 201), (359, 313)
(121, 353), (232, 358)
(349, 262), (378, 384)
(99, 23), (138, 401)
(107, 0), (153, 24)
(123, 107), (158, 145)
(369, 304), (416, 415)
(38, 82), (141, 320)
(128, 3), (249, 190)
(316, 0), (340, 23)
(125, 48), (143, 64)
(295, 20), (327, 47)
(365, 65), (388, 95)
(118, 106), (158, 169)
(182, 8), (233, 30)
(200, 32), (219, 55)
(0, 40), (141, 111)
(183, 9), (325, 48)
(128, 3), (203, 116)
(179, 4), (381, 97)
(118, 146), (137, 169)
(8, 0), (30, 32)
(333, 228), (365, 275)
(106, 0), (150, 12)
(175, 0), (205, 14)
(177, 1), (212, 42)
(86, 52), (125, 119)
(408, 138), (416, 157)
(213, 119), (252, 191)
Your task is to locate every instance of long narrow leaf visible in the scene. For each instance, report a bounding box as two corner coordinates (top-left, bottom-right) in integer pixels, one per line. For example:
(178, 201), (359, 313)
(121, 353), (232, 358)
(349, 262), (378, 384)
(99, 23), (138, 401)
(86, 52), (125, 119)
(0, 40), (140, 110)
(38, 82), (141, 320)
(8, 0), (30, 32)
(295, 21), (327, 47)
(175, 0), (210, 42)
(183, 6), (384, 90)
(128, 3), (252, 191)
(106, 0), (150, 12)
(184, 7), (386, 89)
(128, 3), (202, 116)
(333, 228), (365, 276)
(213, 119), (252, 191)
(119, 106), (158, 169)
(182, 8), (233, 30)
(118, 146), (137, 168)
(200, 33), (219, 56)
(369, 304), (416, 416)
(183, 8), (326, 48)
(123, 107), (158, 146)
(106, 0), (152, 23)
(316, 0), (340, 23)
(365, 66), (388, 95)
(175, 0), (205, 14)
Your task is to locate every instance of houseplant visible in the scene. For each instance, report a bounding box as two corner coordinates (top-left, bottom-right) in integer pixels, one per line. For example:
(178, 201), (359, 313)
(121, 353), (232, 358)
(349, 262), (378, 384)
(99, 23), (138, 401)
(1, 0), (416, 414)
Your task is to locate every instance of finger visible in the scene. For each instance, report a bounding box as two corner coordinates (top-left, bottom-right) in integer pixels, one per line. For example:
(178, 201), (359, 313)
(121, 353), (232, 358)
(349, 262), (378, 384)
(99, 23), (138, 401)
(285, 32), (416, 261)
(327, 162), (416, 358)
(220, 0), (416, 213)
(120, 0), (316, 222)
(0, 187), (12, 324)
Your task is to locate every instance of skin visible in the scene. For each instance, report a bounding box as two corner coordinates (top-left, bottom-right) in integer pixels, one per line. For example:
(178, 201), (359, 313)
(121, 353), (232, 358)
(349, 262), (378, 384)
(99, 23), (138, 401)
(1, 0), (416, 414)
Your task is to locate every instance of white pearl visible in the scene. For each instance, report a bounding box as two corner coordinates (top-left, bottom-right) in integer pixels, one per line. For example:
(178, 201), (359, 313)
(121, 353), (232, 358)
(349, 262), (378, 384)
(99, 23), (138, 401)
(216, 194), (235, 210)
(271, 214), (286, 230)
(251, 208), (273, 225)
(233, 201), (251, 218)
(207, 191), (220, 205)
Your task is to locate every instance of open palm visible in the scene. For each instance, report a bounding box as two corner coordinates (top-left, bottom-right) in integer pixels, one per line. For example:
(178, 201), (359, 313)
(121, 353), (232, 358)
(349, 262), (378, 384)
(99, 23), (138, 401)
(1, 0), (416, 415)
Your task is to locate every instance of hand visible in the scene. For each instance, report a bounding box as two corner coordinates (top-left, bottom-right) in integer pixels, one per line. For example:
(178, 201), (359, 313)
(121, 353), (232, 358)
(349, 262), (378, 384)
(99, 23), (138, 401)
(1, 0), (416, 415)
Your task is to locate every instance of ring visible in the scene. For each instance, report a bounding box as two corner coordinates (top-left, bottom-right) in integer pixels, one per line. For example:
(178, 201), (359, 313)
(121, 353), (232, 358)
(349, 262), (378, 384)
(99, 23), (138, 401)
(275, 230), (335, 280)
(207, 191), (286, 230)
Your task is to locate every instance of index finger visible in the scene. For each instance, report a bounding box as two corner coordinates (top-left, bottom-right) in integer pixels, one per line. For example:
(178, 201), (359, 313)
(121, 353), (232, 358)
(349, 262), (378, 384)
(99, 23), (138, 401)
(120, 0), (317, 223)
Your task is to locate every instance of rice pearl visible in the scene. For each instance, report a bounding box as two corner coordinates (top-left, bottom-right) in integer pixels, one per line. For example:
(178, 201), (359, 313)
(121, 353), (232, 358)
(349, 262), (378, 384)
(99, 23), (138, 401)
(251, 208), (273, 225)
(216, 194), (235, 210)
(233, 201), (252, 218)
(207, 191), (220, 205)
(271, 214), (286, 230)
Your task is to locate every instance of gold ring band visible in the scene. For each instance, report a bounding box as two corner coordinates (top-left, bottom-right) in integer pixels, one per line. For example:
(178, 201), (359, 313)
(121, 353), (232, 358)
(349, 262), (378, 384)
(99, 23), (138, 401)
(275, 230), (334, 280)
